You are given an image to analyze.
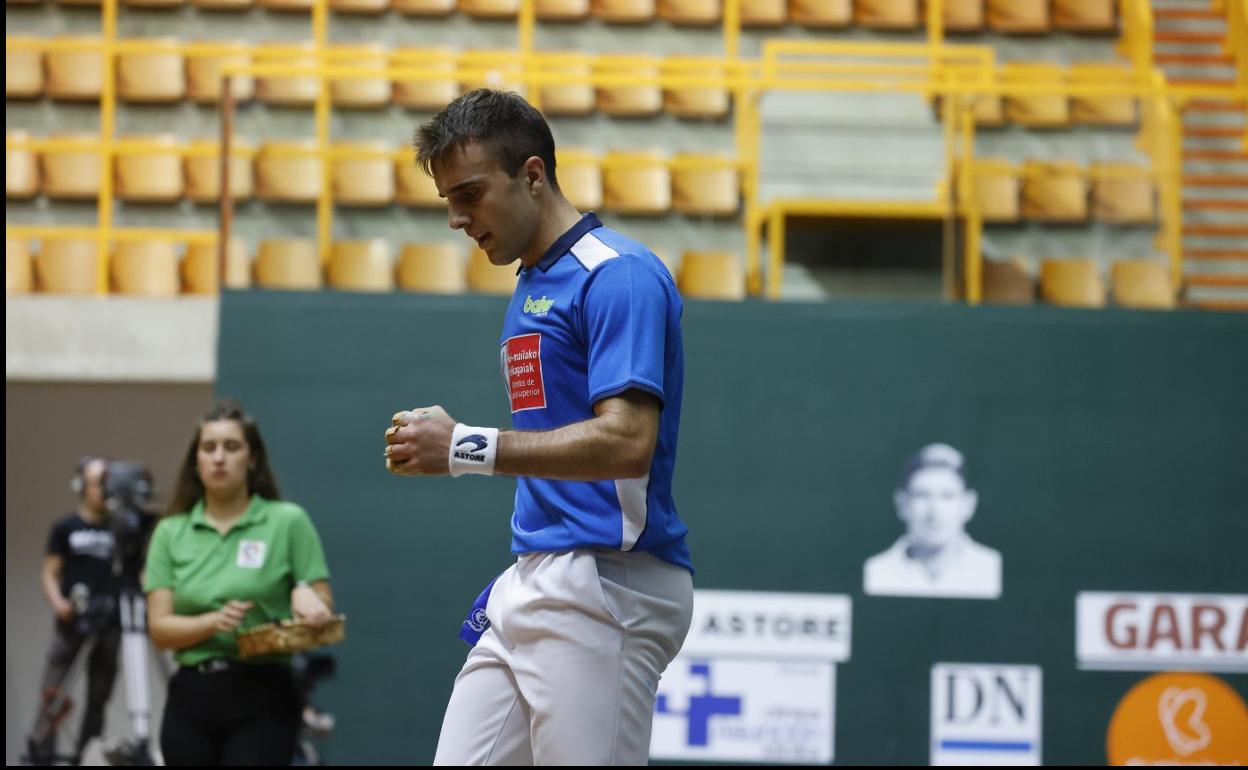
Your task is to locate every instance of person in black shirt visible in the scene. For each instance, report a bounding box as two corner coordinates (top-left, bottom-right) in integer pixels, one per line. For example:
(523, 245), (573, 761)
(27, 456), (122, 766)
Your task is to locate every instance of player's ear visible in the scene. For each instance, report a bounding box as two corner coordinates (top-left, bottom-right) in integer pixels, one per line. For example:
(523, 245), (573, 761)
(523, 156), (545, 196)
(962, 489), (978, 520)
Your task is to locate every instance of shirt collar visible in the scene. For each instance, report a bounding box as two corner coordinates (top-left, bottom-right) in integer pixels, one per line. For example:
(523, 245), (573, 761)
(190, 495), (266, 532)
(523, 212), (603, 274)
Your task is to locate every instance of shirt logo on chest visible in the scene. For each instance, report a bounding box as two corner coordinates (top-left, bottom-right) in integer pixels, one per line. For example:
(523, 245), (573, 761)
(523, 295), (555, 317)
(236, 540), (267, 569)
(502, 333), (547, 413)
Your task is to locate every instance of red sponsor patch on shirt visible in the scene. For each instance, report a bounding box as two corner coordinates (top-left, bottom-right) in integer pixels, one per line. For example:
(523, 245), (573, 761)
(503, 333), (546, 412)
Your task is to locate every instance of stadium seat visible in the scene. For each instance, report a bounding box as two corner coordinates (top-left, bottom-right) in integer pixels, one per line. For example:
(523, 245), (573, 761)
(41, 135), (103, 200)
(556, 149), (603, 211)
(662, 57), (730, 120)
(1069, 62), (1136, 126)
(936, 0), (984, 32)
(184, 139), (255, 203)
(36, 238), (99, 295)
(458, 50), (524, 95)
(460, 0), (518, 17)
(112, 240), (180, 297)
(986, 0), (1047, 33)
(182, 239), (252, 293)
(46, 38), (104, 101)
(56, 0), (102, 6)
(677, 250), (745, 300)
(193, 0), (254, 9)
(657, 0), (720, 25)
(602, 151), (670, 215)
(392, 0), (456, 14)
(115, 136), (184, 203)
(969, 157), (1020, 222)
(328, 240), (394, 292)
(1110, 260), (1175, 310)
(466, 247), (518, 295)
(740, 0), (784, 24)
(536, 0), (589, 20)
(329, 45), (390, 109)
(256, 140), (322, 203)
(186, 43), (255, 103)
(981, 256), (1035, 304)
(670, 154), (740, 216)
(397, 242), (466, 294)
(259, 0), (311, 11)
(331, 0), (388, 12)
(1040, 258), (1105, 308)
(255, 239), (322, 290)
(1052, 0), (1114, 32)
(396, 152), (445, 208)
(1021, 160), (1087, 222)
(789, 0), (850, 27)
(255, 44), (319, 106)
(7, 132), (40, 199)
(595, 55), (662, 117)
(117, 40), (185, 103)
(392, 47), (457, 110)
(6, 40), (43, 98)
(122, 0), (183, 8)
(537, 53), (595, 116)
(1002, 62), (1069, 127)
(855, 0), (919, 30)
(332, 142), (395, 206)
(591, 0), (655, 24)
(7, 238), (34, 294)
(1090, 163), (1155, 224)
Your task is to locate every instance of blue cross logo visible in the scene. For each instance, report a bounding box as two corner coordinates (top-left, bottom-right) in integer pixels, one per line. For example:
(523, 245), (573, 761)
(655, 662), (743, 747)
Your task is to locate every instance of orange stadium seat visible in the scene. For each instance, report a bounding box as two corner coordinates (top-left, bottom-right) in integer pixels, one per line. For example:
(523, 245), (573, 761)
(7, 132), (40, 199)
(969, 158), (1021, 222)
(602, 151), (670, 215)
(46, 38), (104, 101)
(332, 142), (395, 206)
(536, 0), (589, 20)
(555, 149), (603, 211)
(256, 140), (323, 203)
(36, 238), (99, 294)
(671, 154), (740, 216)
(183, 239), (252, 293)
(328, 240), (394, 292)
(1002, 62), (1069, 127)
(193, 0), (254, 9)
(117, 40), (185, 103)
(396, 153), (444, 208)
(677, 250), (745, 300)
(397, 242), (466, 294)
(1069, 62), (1137, 126)
(466, 247), (519, 295)
(184, 139), (255, 203)
(7, 238), (34, 295)
(662, 57), (731, 120)
(186, 43), (255, 103)
(255, 44), (319, 106)
(981, 256), (1035, 304)
(392, 47), (458, 110)
(112, 240), (180, 297)
(1040, 258), (1105, 308)
(56, 0), (102, 6)
(7, 41), (44, 98)
(740, 0), (785, 25)
(1021, 160), (1087, 222)
(458, 50), (524, 95)
(331, 0), (389, 12)
(393, 0), (456, 13)
(537, 53), (595, 117)
(591, 0), (655, 23)
(41, 135), (103, 200)
(1090, 162), (1155, 224)
(115, 135), (184, 203)
(595, 55), (662, 117)
(255, 239), (323, 290)
(259, 0), (311, 11)
(460, 0), (517, 17)
(855, 0), (920, 30)
(1053, 0), (1114, 32)
(789, 0), (851, 28)
(986, 0), (1047, 33)
(1111, 260), (1175, 310)
(122, 0), (183, 10)
(658, 0), (720, 25)
(933, 0), (984, 32)
(328, 45), (391, 108)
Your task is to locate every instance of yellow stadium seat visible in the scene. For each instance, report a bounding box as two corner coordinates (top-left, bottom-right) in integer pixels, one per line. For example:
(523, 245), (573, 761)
(7, 41), (43, 98)
(1002, 62), (1069, 127)
(603, 151), (670, 215)
(7, 238), (34, 295)
(328, 45), (390, 108)
(115, 135), (184, 203)
(1069, 62), (1136, 126)
(1021, 160), (1087, 222)
(662, 57), (730, 120)
(1053, 0), (1114, 31)
(1040, 258), (1105, 308)
(36, 239), (99, 295)
(971, 89), (1005, 127)
(658, 0), (720, 25)
(592, 0), (655, 23)
(969, 157), (1020, 222)
(855, 0), (919, 29)
(1111, 260), (1175, 310)
(328, 240), (394, 292)
(7, 132), (40, 199)
(986, 0), (1047, 32)
(193, 0), (253, 8)
(112, 240), (180, 297)
(182, 239), (252, 293)
(1090, 163), (1155, 224)
(789, 0), (850, 27)
(396, 160), (444, 208)
(398, 242), (466, 294)
(41, 135), (102, 200)
(46, 38), (104, 101)
(740, 0), (785, 25)
(677, 250), (745, 300)
(184, 139), (255, 203)
(122, 0), (183, 8)
(186, 43), (255, 103)
(556, 149), (603, 211)
(466, 247), (518, 295)
(392, 47), (458, 110)
(259, 0), (311, 10)
(537, 0), (589, 20)
(332, 0), (388, 11)
(595, 55), (661, 117)
(332, 142), (395, 206)
(981, 256), (1035, 304)
(460, 0), (517, 17)
(935, 0), (984, 32)
(393, 0), (455, 13)
(538, 53), (595, 117)
(256, 140), (322, 203)
(670, 154), (739, 216)
(459, 50), (524, 95)
(255, 239), (322, 290)
(117, 40), (185, 103)
(255, 44), (318, 106)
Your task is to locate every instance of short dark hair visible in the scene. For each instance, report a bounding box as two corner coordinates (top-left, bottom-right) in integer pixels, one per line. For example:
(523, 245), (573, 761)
(414, 89), (559, 191)
(897, 443), (968, 491)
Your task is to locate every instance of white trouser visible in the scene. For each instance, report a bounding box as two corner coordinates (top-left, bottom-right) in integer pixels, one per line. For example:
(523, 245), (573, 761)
(433, 549), (694, 766)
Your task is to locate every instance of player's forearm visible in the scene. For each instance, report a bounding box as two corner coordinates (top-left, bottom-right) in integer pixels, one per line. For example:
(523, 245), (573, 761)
(495, 414), (654, 481)
(148, 612), (218, 651)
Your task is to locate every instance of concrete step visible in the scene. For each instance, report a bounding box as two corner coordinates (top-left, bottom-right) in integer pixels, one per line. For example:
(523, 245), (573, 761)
(1153, 30), (1225, 43)
(1183, 222), (1248, 235)
(1184, 198), (1248, 211)
(1154, 7), (1224, 20)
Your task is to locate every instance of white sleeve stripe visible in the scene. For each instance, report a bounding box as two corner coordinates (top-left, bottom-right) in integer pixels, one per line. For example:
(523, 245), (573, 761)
(616, 474), (649, 551)
(569, 232), (619, 271)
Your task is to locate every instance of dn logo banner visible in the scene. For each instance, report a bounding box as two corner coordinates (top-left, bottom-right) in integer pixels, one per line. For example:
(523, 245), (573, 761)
(930, 663), (1042, 766)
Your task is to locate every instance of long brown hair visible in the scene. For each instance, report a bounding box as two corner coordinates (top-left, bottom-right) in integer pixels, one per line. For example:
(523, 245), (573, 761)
(166, 398), (282, 516)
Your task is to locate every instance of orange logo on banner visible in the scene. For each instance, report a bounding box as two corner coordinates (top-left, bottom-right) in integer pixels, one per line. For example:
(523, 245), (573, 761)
(1107, 672), (1248, 766)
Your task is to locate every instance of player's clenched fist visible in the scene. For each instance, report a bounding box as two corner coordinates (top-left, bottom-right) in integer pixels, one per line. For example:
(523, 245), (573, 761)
(385, 405), (456, 476)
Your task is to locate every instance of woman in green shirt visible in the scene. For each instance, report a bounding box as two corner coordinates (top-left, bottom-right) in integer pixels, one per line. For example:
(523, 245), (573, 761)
(144, 398), (335, 766)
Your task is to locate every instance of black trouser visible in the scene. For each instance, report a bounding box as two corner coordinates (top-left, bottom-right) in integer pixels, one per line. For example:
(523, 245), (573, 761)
(160, 662), (302, 766)
(28, 620), (121, 762)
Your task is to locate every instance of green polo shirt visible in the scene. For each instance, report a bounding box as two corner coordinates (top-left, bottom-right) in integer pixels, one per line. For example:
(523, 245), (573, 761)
(143, 495), (330, 666)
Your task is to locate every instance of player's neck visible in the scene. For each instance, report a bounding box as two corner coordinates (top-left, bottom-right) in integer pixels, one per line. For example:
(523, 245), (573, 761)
(76, 504), (105, 525)
(520, 196), (585, 269)
(204, 488), (251, 528)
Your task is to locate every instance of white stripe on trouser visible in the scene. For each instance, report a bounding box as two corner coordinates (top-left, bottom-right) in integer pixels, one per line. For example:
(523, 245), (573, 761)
(433, 549), (694, 766)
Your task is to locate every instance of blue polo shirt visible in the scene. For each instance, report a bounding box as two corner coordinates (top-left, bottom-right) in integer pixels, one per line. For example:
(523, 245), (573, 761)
(499, 213), (691, 572)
